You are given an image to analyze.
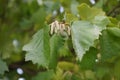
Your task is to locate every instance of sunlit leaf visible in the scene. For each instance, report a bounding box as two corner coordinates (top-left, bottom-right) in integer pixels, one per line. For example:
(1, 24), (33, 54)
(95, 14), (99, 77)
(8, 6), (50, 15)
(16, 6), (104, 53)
(71, 20), (107, 60)
(108, 17), (119, 27)
(58, 61), (79, 73)
(77, 3), (105, 21)
(92, 16), (110, 30)
(60, 0), (71, 7)
(65, 13), (78, 24)
(70, 0), (79, 15)
(23, 24), (50, 67)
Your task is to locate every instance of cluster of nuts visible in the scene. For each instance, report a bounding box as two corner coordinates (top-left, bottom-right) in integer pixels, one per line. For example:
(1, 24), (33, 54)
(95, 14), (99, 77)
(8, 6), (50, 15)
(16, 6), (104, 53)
(49, 20), (71, 36)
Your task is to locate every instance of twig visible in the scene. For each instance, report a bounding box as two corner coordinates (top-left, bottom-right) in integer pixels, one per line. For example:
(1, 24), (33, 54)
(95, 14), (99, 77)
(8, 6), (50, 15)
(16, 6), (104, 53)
(107, 3), (120, 16)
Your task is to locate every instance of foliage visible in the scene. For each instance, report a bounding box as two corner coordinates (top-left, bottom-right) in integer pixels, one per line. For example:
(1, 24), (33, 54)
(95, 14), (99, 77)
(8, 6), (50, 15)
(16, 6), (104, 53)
(23, 24), (50, 67)
(0, 59), (8, 75)
(0, 0), (120, 80)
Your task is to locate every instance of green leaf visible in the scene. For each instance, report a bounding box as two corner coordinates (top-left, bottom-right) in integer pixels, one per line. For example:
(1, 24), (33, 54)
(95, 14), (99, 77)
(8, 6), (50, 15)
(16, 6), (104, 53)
(49, 34), (64, 69)
(71, 74), (82, 80)
(77, 3), (105, 21)
(84, 70), (96, 80)
(108, 17), (119, 27)
(100, 28), (120, 62)
(108, 27), (120, 37)
(114, 59), (120, 80)
(71, 21), (106, 60)
(65, 13), (78, 24)
(30, 7), (46, 26)
(94, 0), (107, 8)
(0, 59), (8, 75)
(92, 16), (110, 30)
(70, 0), (79, 15)
(23, 24), (50, 67)
(59, 41), (71, 57)
(80, 47), (98, 69)
(58, 61), (79, 73)
(60, 0), (71, 7)
(95, 66), (110, 79)
(32, 70), (54, 80)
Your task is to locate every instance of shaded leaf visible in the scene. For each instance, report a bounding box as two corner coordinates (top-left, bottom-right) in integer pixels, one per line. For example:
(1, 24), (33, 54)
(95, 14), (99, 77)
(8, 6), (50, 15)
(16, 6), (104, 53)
(49, 34), (64, 69)
(59, 41), (71, 57)
(31, 7), (46, 26)
(114, 59), (120, 80)
(0, 59), (8, 75)
(100, 28), (120, 62)
(85, 70), (96, 80)
(80, 47), (98, 69)
(23, 24), (50, 67)
(71, 74), (82, 80)
(32, 70), (54, 80)
(95, 66), (110, 79)
(108, 28), (120, 37)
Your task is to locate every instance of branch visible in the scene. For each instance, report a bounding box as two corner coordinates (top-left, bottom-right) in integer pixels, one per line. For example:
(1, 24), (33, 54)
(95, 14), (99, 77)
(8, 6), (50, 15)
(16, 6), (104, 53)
(107, 3), (120, 16)
(8, 60), (38, 76)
